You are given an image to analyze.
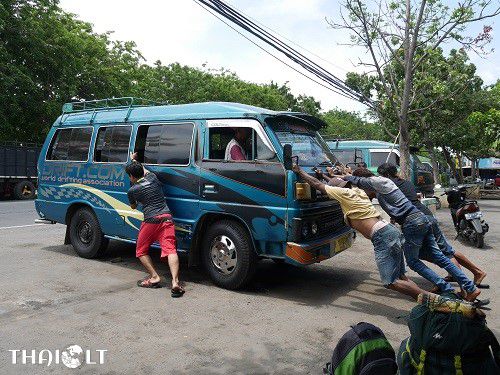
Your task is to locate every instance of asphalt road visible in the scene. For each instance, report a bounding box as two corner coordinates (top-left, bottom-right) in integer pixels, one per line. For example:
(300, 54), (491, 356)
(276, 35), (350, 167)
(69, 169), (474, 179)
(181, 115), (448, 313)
(0, 199), (498, 374)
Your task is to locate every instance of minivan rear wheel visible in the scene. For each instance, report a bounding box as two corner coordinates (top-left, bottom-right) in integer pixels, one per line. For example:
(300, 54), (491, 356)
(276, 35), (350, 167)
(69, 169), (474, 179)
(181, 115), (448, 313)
(69, 207), (108, 259)
(202, 220), (257, 290)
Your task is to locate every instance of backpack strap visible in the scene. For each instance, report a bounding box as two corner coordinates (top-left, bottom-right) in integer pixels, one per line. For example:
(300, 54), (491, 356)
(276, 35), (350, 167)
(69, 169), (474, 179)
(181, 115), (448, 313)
(454, 356), (463, 375)
(405, 338), (427, 375)
(486, 328), (500, 368)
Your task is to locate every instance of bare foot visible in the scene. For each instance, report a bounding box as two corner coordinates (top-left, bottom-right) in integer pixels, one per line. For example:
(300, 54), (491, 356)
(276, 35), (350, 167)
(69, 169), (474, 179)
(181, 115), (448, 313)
(464, 288), (481, 302)
(474, 271), (487, 286)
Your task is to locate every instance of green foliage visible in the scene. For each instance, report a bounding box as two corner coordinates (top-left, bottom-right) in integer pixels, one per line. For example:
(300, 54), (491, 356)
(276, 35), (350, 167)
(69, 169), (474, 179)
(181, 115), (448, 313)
(320, 109), (386, 141)
(0, 0), (322, 143)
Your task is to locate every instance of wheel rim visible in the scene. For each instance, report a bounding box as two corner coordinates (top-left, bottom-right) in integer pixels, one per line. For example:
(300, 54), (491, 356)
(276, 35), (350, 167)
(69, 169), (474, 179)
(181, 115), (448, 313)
(22, 185), (32, 197)
(210, 235), (237, 275)
(77, 221), (93, 244)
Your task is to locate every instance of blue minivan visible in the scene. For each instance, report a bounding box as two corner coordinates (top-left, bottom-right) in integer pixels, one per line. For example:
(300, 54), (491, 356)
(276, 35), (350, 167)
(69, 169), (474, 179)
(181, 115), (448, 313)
(36, 98), (354, 289)
(327, 140), (435, 196)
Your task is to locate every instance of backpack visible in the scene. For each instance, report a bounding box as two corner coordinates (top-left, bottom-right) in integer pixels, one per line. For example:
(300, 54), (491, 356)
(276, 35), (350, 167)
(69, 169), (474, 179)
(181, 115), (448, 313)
(324, 322), (397, 375)
(397, 302), (500, 375)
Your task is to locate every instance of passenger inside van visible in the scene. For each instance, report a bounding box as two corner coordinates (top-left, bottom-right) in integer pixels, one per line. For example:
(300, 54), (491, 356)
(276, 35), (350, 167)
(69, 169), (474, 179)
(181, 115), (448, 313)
(225, 128), (250, 161)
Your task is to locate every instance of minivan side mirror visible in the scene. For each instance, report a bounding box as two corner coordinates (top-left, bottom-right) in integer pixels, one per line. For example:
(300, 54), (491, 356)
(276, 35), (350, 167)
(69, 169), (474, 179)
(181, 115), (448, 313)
(283, 144), (293, 170)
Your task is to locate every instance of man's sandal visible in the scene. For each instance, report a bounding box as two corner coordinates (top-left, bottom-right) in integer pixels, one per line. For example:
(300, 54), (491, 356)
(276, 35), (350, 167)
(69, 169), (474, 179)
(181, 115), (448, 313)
(137, 278), (162, 288)
(171, 286), (185, 298)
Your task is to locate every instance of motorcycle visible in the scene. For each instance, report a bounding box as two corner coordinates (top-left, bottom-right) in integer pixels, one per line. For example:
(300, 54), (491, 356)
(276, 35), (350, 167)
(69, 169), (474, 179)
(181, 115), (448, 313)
(443, 186), (489, 248)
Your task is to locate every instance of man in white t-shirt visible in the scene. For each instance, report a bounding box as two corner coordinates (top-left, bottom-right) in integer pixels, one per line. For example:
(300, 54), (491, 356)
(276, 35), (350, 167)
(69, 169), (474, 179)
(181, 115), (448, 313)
(225, 128), (250, 161)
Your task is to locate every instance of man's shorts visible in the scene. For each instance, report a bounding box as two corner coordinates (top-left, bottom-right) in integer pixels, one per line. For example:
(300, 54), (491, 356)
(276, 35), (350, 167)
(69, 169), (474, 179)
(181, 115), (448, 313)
(136, 214), (177, 259)
(371, 223), (406, 286)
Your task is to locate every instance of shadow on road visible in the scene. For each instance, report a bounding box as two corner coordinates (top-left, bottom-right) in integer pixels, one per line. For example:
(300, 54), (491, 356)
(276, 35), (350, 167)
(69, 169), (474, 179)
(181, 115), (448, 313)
(40, 240), (411, 321)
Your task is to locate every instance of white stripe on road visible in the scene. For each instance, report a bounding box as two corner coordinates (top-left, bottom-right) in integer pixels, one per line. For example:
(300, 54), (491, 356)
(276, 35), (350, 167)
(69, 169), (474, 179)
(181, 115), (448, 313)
(0, 224), (47, 230)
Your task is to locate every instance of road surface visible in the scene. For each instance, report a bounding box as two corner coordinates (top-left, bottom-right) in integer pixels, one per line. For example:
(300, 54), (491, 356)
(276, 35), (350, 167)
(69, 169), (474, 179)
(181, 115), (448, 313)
(0, 199), (498, 374)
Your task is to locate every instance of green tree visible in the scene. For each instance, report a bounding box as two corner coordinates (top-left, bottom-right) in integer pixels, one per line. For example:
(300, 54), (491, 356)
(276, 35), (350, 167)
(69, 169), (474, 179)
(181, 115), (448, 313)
(329, 0), (500, 179)
(0, 0), (144, 142)
(320, 109), (386, 140)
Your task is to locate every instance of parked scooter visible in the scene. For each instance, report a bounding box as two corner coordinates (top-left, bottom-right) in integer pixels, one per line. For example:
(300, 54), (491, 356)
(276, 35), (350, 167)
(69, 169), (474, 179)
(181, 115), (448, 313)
(443, 186), (489, 248)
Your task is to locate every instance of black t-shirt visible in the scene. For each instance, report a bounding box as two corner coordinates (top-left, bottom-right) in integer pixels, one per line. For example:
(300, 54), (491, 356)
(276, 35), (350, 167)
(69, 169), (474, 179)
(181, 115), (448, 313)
(127, 172), (170, 221)
(390, 177), (433, 216)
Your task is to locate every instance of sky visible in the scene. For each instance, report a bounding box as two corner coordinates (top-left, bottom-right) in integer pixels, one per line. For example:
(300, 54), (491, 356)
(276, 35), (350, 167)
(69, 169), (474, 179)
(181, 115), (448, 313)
(59, 0), (500, 114)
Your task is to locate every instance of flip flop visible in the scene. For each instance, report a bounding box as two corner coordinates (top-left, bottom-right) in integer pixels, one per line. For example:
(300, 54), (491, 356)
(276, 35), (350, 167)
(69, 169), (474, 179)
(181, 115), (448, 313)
(171, 286), (185, 298)
(137, 279), (162, 288)
(475, 283), (490, 289)
(471, 298), (490, 308)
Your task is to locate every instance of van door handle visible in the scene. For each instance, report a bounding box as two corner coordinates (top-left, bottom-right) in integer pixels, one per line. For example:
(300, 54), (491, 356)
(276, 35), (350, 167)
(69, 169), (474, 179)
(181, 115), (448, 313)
(203, 184), (217, 194)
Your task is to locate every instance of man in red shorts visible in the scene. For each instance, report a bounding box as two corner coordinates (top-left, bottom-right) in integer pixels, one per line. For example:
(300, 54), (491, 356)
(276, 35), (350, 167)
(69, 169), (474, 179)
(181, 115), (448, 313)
(125, 156), (184, 297)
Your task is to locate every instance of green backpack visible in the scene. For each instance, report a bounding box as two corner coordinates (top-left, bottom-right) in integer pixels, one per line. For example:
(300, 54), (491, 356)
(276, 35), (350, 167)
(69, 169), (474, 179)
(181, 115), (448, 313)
(397, 303), (500, 374)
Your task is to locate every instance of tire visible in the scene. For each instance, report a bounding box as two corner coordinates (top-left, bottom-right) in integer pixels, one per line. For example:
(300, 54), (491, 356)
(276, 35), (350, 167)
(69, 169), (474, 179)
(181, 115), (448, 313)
(13, 180), (36, 200)
(474, 233), (485, 248)
(69, 207), (108, 259)
(202, 220), (257, 290)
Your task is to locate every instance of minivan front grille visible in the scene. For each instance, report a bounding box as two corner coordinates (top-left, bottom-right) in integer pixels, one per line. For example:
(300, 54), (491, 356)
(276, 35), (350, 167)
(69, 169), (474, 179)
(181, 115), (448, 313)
(317, 209), (345, 237)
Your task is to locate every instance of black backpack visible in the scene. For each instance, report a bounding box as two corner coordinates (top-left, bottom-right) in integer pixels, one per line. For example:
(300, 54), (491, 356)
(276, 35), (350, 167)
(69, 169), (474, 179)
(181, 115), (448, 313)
(397, 303), (500, 374)
(324, 322), (397, 375)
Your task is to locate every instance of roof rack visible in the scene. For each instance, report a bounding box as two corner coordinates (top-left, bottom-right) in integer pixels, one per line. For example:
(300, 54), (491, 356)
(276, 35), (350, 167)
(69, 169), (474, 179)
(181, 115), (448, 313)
(60, 97), (163, 125)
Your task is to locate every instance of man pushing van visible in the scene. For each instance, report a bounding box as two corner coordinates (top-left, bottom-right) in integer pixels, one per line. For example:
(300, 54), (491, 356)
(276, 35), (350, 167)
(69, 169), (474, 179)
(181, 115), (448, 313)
(126, 154), (184, 298)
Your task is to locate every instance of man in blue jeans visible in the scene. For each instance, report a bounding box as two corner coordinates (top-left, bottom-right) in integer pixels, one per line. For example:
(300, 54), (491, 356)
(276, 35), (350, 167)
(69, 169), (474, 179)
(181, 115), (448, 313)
(377, 163), (488, 289)
(341, 168), (482, 304)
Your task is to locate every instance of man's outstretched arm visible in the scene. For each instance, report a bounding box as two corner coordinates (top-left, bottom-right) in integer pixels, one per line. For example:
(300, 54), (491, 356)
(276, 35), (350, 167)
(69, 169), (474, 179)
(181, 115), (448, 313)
(292, 165), (327, 194)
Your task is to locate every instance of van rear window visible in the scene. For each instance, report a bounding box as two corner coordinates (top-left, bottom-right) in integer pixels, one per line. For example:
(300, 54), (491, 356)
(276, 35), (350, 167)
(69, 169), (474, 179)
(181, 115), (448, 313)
(47, 127), (92, 161)
(94, 126), (132, 163)
(134, 123), (193, 165)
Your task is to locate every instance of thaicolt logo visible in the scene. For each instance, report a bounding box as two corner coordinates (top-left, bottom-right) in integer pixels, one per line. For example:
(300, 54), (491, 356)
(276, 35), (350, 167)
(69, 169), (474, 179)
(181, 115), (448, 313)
(8, 345), (107, 368)
(432, 333), (443, 340)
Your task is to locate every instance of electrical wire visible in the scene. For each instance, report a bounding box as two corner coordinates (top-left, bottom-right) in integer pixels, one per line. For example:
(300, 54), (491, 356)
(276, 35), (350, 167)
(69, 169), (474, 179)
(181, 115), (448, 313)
(193, 0), (374, 106)
(193, 1), (364, 101)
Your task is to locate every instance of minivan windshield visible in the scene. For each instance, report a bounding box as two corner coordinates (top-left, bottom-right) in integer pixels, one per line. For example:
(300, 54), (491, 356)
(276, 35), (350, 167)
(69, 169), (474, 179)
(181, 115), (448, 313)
(269, 120), (337, 167)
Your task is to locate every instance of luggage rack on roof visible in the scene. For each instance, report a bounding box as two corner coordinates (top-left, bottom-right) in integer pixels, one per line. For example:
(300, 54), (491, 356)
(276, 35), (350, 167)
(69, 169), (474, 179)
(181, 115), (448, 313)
(59, 97), (164, 125)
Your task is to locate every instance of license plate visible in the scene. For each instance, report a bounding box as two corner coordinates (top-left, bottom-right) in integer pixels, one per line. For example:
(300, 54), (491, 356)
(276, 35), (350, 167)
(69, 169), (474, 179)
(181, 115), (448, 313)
(465, 212), (482, 220)
(333, 233), (352, 254)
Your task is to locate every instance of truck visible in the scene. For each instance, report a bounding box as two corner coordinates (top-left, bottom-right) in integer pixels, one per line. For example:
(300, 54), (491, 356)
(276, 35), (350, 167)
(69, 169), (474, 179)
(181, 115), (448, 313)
(0, 142), (40, 200)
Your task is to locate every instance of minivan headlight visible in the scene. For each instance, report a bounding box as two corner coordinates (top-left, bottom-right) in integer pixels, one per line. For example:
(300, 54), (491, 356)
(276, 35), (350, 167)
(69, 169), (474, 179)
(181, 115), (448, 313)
(301, 225), (310, 238)
(311, 221), (318, 235)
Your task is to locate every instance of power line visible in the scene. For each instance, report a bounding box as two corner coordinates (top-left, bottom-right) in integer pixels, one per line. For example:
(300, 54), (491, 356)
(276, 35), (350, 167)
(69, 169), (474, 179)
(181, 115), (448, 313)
(192, 1), (362, 101)
(194, 0), (373, 106)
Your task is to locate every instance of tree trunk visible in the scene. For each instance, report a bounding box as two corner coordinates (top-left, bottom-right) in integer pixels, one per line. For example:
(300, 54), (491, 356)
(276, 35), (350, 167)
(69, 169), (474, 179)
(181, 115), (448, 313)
(442, 147), (458, 182)
(470, 157), (477, 180)
(457, 153), (464, 184)
(399, 124), (412, 180)
(428, 147), (440, 184)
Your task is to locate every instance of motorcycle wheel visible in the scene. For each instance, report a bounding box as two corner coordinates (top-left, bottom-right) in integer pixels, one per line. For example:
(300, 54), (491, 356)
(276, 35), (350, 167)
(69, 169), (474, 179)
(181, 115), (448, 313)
(474, 233), (485, 248)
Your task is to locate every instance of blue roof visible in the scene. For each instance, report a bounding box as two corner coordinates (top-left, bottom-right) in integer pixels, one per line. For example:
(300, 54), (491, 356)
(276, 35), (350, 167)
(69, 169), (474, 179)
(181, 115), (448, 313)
(56, 101), (283, 126)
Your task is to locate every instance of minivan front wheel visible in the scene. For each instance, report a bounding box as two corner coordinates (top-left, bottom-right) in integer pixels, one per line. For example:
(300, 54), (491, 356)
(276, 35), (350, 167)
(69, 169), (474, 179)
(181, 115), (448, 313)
(69, 207), (108, 259)
(202, 220), (257, 290)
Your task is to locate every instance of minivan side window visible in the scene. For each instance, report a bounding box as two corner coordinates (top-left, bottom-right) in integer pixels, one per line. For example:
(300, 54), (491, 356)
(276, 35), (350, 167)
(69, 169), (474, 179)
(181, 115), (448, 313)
(94, 126), (132, 163)
(47, 127), (93, 161)
(134, 123), (194, 165)
(207, 127), (276, 161)
(370, 151), (400, 167)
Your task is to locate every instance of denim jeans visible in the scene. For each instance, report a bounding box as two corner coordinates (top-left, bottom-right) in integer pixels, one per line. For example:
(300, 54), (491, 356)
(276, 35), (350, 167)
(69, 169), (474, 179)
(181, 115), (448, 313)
(402, 213), (475, 293)
(371, 224), (406, 286)
(427, 215), (455, 257)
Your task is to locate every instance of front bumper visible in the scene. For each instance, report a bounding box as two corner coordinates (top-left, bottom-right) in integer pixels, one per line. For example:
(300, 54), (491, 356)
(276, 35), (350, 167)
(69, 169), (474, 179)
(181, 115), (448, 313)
(285, 229), (355, 265)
